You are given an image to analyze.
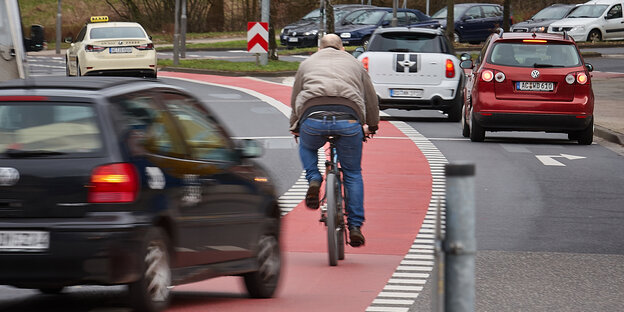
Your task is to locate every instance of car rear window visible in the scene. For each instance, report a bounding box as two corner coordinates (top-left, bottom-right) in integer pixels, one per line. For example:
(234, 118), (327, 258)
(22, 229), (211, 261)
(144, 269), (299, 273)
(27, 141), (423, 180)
(367, 32), (442, 53)
(0, 104), (102, 156)
(487, 42), (581, 68)
(90, 26), (146, 39)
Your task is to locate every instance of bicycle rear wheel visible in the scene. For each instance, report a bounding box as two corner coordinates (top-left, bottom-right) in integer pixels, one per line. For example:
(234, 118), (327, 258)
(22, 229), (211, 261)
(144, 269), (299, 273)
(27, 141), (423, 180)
(337, 176), (345, 261)
(326, 173), (339, 266)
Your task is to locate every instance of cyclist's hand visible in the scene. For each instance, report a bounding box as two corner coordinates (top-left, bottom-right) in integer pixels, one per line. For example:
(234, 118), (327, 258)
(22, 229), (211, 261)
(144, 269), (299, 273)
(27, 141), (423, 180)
(291, 131), (299, 143)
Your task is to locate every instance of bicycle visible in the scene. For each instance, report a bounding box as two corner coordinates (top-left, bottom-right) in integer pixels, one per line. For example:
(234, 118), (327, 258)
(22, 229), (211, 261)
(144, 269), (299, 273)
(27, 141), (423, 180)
(320, 136), (347, 266)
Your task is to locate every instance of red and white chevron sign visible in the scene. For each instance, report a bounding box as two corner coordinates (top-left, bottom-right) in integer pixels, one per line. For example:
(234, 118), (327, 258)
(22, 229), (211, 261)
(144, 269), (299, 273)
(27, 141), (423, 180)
(247, 22), (269, 53)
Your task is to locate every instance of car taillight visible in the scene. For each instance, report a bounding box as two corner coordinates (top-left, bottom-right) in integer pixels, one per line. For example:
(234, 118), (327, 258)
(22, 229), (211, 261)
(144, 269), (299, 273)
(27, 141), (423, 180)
(135, 43), (154, 50)
(494, 72), (505, 82)
(577, 72), (588, 85)
(481, 70), (494, 82)
(85, 45), (106, 52)
(88, 163), (139, 203)
(362, 57), (369, 71)
(445, 59), (455, 78)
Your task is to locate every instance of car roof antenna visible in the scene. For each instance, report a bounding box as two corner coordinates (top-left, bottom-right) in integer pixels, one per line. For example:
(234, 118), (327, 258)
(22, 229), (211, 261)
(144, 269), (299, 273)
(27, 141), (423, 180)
(532, 32), (537, 39)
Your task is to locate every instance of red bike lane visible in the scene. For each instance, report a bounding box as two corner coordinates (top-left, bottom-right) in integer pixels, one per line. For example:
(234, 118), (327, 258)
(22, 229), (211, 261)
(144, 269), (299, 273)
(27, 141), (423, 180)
(159, 72), (432, 311)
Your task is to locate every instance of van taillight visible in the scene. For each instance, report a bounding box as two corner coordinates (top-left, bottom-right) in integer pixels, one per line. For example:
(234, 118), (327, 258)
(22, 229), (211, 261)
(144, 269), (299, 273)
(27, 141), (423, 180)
(362, 57), (369, 71)
(445, 59), (455, 78)
(88, 163), (139, 203)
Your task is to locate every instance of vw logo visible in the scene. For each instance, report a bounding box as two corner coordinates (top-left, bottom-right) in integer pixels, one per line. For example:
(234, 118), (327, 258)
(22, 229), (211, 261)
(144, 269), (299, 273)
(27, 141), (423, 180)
(399, 59), (415, 68)
(0, 167), (19, 186)
(531, 70), (540, 79)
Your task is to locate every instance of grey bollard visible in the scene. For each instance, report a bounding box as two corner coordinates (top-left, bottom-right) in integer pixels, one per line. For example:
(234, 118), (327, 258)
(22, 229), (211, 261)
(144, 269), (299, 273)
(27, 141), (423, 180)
(444, 163), (476, 312)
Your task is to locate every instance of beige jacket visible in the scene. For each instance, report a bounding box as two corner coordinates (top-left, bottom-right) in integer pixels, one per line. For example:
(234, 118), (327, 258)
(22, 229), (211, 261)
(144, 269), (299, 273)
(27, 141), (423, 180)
(289, 47), (379, 132)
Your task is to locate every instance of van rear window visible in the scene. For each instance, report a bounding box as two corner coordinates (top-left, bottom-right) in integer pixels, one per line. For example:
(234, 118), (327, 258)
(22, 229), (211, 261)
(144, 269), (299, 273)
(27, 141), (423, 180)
(368, 32), (442, 53)
(0, 104), (102, 156)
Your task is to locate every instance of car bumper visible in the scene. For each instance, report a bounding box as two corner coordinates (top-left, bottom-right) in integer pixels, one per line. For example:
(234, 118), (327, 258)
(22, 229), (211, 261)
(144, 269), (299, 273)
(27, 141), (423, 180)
(474, 112), (593, 132)
(549, 29), (588, 42)
(81, 52), (157, 76)
(280, 35), (317, 48)
(375, 80), (460, 110)
(0, 215), (148, 289)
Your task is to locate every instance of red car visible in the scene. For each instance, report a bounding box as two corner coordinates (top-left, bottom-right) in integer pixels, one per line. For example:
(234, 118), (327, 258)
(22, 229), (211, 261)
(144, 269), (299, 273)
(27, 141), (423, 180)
(459, 30), (595, 144)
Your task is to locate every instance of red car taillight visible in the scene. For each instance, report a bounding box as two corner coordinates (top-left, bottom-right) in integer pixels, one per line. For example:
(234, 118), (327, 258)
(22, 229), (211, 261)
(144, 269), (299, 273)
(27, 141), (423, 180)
(481, 70), (494, 82)
(85, 45), (106, 52)
(566, 72), (589, 85)
(88, 163), (139, 203)
(135, 43), (154, 50)
(445, 59), (455, 78)
(577, 72), (588, 85)
(361, 56), (369, 71)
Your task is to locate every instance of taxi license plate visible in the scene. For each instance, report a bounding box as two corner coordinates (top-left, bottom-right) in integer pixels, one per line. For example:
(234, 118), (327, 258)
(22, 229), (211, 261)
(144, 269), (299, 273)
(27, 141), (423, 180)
(110, 47), (133, 54)
(390, 89), (423, 98)
(0, 231), (49, 251)
(516, 81), (554, 92)
(288, 37), (298, 42)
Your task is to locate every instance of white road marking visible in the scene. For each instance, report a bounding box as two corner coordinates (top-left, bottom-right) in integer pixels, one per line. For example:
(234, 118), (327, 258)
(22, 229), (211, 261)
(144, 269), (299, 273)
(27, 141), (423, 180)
(536, 153), (587, 166)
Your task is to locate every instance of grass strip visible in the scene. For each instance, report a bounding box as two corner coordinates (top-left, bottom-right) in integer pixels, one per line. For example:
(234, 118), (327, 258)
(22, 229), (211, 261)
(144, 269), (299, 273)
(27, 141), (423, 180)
(158, 58), (300, 72)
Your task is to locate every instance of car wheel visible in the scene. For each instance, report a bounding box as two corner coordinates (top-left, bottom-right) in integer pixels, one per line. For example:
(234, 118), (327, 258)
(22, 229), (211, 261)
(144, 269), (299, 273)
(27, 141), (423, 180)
(39, 287), (64, 294)
(243, 231), (281, 298)
(461, 105), (470, 138)
(446, 90), (463, 122)
(76, 61), (82, 76)
(65, 57), (71, 76)
(587, 29), (602, 43)
(469, 112), (485, 142)
(129, 227), (171, 312)
(576, 119), (594, 145)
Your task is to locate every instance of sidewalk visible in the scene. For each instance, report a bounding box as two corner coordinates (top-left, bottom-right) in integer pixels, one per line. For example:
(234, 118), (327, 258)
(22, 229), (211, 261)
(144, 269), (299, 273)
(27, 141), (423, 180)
(590, 72), (624, 145)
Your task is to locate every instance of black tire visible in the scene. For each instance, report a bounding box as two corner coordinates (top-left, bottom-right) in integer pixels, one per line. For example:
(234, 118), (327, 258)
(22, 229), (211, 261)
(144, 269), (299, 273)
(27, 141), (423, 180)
(65, 57), (71, 76)
(326, 173), (339, 266)
(446, 92), (463, 122)
(461, 105), (470, 138)
(469, 112), (485, 142)
(244, 230), (281, 298)
(128, 227), (172, 312)
(587, 29), (602, 43)
(39, 287), (64, 294)
(337, 176), (345, 261)
(577, 119), (594, 145)
(76, 61), (82, 77)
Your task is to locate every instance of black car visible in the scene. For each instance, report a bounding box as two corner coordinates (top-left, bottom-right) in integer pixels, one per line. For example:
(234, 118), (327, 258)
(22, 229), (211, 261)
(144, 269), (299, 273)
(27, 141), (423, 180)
(0, 77), (281, 312)
(280, 4), (376, 48)
(431, 3), (506, 43)
(510, 4), (578, 33)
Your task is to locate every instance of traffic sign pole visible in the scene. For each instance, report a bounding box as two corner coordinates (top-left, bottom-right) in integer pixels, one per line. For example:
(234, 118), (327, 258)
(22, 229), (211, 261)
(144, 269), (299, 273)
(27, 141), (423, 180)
(260, 0), (270, 66)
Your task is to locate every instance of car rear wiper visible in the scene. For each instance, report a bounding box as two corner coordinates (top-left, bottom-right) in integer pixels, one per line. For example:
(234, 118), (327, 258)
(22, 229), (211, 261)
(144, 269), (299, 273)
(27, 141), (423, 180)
(533, 63), (563, 68)
(388, 48), (412, 52)
(4, 149), (66, 158)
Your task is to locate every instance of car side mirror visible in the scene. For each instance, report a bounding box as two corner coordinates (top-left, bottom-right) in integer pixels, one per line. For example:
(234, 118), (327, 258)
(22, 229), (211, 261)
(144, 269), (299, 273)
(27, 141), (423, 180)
(352, 47), (365, 58)
(64, 37), (73, 43)
(585, 63), (594, 72)
(460, 52), (472, 61)
(460, 60), (473, 69)
(236, 139), (264, 158)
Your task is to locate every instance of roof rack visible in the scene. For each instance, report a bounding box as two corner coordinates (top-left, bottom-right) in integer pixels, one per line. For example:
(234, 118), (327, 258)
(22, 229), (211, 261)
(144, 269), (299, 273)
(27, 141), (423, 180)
(496, 27), (504, 38)
(563, 30), (569, 40)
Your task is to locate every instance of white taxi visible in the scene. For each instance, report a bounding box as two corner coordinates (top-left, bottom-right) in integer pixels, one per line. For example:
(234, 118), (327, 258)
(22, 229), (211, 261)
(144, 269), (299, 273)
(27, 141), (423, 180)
(65, 16), (157, 78)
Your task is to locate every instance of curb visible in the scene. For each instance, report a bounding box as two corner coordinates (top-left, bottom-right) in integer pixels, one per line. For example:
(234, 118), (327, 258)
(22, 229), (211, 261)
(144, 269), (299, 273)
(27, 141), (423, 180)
(595, 125), (624, 145)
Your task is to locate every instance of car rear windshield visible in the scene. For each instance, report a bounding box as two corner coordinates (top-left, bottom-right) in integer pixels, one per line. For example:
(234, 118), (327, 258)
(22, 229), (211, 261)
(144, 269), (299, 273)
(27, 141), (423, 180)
(487, 42), (581, 68)
(367, 32), (443, 53)
(90, 27), (146, 39)
(0, 104), (102, 156)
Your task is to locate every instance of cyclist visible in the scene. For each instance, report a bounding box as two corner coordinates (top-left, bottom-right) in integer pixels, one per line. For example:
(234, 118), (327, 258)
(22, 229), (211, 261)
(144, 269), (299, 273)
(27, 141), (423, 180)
(289, 34), (379, 247)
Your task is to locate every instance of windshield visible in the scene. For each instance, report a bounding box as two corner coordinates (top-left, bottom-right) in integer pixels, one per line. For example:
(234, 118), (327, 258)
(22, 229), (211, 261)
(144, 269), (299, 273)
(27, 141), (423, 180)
(368, 32), (442, 53)
(532, 6), (573, 20)
(343, 10), (387, 25)
(0, 104), (102, 155)
(567, 5), (608, 18)
(488, 42), (581, 68)
(431, 6), (468, 20)
(90, 26), (146, 39)
(302, 8), (321, 20)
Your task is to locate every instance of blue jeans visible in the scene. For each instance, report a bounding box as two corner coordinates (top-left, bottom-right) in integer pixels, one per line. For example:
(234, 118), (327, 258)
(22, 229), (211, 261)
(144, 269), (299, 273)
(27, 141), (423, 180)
(299, 117), (365, 228)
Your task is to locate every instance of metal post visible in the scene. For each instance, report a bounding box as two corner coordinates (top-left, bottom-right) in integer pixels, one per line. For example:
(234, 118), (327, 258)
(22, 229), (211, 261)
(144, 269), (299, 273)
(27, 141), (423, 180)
(56, 0), (61, 55)
(260, 0), (269, 66)
(318, 0), (325, 46)
(426, 0), (430, 16)
(181, 0), (187, 58)
(173, 0), (180, 65)
(444, 163), (476, 312)
(391, 0), (398, 27)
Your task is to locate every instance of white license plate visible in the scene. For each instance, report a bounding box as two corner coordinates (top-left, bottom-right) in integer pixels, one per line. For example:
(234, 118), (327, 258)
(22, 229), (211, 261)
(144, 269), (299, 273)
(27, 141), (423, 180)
(288, 37), (298, 42)
(516, 81), (554, 92)
(0, 231), (49, 251)
(110, 47), (133, 53)
(390, 89), (423, 98)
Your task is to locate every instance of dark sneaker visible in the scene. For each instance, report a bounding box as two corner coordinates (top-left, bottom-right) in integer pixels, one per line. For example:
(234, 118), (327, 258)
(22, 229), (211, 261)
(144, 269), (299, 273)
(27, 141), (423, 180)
(305, 180), (321, 209)
(349, 226), (365, 247)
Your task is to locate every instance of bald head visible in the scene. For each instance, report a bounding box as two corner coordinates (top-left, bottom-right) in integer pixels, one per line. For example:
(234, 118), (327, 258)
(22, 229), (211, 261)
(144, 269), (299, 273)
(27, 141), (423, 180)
(319, 34), (344, 50)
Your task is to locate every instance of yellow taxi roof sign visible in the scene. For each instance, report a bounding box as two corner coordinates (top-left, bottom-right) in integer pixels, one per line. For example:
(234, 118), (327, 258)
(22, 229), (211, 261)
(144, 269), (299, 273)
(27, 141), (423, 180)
(90, 16), (109, 23)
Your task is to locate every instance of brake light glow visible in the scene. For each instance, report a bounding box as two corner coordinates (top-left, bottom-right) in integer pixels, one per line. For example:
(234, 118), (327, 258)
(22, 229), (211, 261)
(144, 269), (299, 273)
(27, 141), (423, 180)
(135, 43), (154, 50)
(362, 57), (369, 71)
(88, 163), (139, 203)
(481, 70), (494, 82)
(522, 39), (547, 43)
(577, 72), (588, 85)
(85, 45), (106, 52)
(445, 59), (455, 78)
(0, 96), (48, 101)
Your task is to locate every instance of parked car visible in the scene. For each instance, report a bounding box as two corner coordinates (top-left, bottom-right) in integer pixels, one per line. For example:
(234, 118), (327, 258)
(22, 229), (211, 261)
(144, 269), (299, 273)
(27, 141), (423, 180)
(548, 0), (624, 42)
(337, 7), (439, 47)
(431, 3), (505, 43)
(511, 4), (579, 33)
(354, 26), (463, 121)
(459, 30), (594, 144)
(279, 4), (376, 48)
(0, 77), (281, 311)
(65, 16), (157, 78)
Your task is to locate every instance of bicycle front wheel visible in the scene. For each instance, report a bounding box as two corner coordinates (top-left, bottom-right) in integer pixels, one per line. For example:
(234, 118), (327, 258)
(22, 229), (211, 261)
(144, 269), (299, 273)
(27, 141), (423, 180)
(326, 173), (339, 266)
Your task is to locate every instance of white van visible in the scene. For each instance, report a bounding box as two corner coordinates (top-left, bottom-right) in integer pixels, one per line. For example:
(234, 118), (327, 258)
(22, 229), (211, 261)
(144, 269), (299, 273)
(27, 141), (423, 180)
(548, 0), (624, 42)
